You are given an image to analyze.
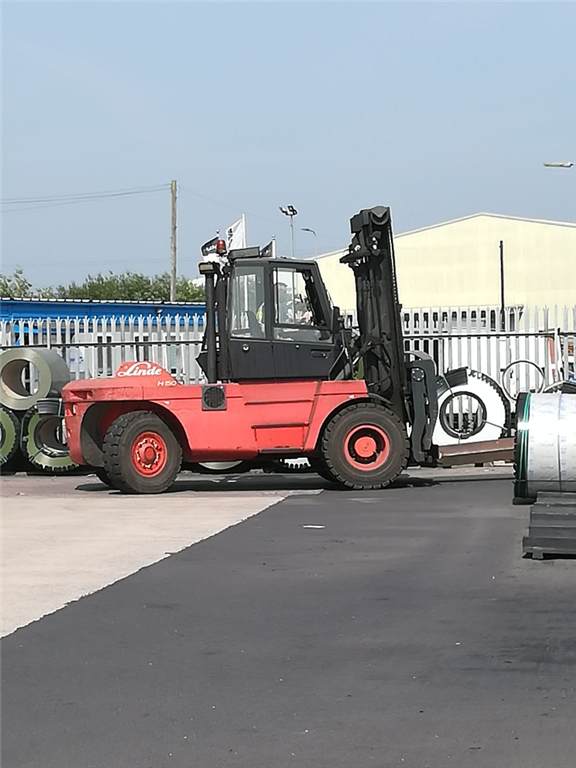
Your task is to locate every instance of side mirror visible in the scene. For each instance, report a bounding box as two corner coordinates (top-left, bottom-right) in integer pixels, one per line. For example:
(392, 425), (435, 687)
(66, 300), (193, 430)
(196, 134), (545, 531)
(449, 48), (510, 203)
(331, 306), (342, 335)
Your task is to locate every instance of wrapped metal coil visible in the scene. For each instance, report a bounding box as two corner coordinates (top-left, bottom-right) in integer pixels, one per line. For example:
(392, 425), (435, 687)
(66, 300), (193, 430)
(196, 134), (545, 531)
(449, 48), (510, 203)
(0, 404), (20, 467)
(514, 393), (576, 500)
(196, 461), (248, 474)
(543, 381), (576, 394)
(37, 397), (66, 417)
(0, 349), (70, 411)
(20, 403), (78, 474)
(434, 368), (510, 446)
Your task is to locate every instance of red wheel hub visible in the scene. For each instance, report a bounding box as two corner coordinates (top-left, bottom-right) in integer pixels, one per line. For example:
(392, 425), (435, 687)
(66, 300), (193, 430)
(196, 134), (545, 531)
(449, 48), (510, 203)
(344, 424), (390, 471)
(131, 431), (168, 476)
(355, 436), (377, 458)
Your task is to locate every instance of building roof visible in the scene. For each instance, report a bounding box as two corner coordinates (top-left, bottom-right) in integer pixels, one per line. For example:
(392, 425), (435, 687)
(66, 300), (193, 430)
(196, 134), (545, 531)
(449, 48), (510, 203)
(314, 211), (576, 261)
(0, 298), (205, 322)
(0, 297), (203, 305)
(396, 212), (576, 237)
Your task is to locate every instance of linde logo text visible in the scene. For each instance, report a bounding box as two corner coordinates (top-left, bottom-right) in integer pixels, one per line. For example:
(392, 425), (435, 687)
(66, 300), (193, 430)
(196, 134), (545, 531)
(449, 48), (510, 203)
(117, 362), (164, 377)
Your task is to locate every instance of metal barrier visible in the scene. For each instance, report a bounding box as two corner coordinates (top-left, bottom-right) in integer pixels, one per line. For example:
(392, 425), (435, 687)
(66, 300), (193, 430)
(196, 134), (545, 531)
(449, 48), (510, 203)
(400, 305), (575, 399)
(1, 306), (574, 394)
(0, 314), (205, 384)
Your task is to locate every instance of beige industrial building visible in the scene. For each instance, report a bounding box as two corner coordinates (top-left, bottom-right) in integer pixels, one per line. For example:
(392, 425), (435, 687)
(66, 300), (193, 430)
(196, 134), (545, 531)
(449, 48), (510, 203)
(315, 213), (576, 313)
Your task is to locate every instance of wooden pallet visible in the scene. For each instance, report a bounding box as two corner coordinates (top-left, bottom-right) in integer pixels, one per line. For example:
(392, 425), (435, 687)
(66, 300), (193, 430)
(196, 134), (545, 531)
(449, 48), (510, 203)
(522, 492), (576, 559)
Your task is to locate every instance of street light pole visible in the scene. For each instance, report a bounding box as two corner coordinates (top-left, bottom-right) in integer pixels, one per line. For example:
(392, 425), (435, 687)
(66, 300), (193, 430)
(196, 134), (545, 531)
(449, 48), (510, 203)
(301, 227), (317, 257)
(279, 205), (298, 258)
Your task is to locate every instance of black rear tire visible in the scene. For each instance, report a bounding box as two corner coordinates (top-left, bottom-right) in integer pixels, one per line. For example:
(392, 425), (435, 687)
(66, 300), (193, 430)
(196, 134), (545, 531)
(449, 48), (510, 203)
(102, 411), (182, 494)
(321, 403), (409, 490)
(94, 467), (115, 488)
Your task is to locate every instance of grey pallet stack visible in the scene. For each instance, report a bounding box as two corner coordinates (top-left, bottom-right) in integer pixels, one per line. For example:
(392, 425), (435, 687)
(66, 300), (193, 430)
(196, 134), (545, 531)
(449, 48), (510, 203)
(523, 492), (576, 559)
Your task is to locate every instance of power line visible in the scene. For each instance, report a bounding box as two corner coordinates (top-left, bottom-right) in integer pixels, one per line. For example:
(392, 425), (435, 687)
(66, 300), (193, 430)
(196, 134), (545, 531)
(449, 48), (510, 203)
(178, 184), (280, 228)
(1, 184), (170, 212)
(2, 183), (170, 204)
(2, 255), (171, 269)
(2, 181), (283, 231)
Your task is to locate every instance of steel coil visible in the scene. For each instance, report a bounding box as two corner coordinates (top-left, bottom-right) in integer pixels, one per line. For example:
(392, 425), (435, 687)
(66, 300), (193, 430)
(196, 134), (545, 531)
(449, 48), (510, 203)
(20, 406), (78, 474)
(0, 349), (71, 411)
(196, 461), (248, 474)
(36, 397), (66, 417)
(0, 404), (20, 467)
(543, 381), (576, 394)
(514, 393), (576, 500)
(433, 369), (510, 446)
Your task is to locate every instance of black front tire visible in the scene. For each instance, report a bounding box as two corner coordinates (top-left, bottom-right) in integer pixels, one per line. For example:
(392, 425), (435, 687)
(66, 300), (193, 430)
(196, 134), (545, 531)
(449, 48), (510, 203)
(102, 411), (182, 494)
(321, 403), (409, 490)
(309, 458), (342, 485)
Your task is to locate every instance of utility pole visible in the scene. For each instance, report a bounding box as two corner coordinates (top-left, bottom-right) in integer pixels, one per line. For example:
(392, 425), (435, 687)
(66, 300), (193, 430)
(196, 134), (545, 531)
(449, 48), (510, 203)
(170, 180), (177, 302)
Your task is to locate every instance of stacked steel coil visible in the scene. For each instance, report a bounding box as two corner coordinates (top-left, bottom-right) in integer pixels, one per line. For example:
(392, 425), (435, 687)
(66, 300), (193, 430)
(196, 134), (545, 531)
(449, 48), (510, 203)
(0, 348), (78, 473)
(433, 367), (511, 446)
(514, 392), (576, 500)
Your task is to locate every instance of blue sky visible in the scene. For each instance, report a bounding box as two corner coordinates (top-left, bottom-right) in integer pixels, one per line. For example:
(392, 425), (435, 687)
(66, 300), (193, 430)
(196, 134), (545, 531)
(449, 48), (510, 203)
(2, 1), (575, 288)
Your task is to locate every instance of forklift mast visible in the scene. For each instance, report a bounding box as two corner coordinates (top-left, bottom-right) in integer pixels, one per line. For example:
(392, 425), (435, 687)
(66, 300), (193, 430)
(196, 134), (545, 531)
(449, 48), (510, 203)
(340, 206), (407, 420)
(341, 206), (438, 462)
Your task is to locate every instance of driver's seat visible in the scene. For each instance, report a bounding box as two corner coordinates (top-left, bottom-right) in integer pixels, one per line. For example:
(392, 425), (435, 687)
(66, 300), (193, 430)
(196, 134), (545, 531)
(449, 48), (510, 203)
(246, 310), (264, 338)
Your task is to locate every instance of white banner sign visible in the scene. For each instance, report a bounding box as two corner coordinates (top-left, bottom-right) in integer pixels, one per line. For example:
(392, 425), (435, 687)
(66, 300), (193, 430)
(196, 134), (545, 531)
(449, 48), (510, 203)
(226, 215), (247, 250)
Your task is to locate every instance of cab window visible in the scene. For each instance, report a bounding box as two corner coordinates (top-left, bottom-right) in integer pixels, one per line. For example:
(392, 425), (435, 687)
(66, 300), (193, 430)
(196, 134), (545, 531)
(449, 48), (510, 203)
(229, 265), (265, 338)
(272, 267), (330, 342)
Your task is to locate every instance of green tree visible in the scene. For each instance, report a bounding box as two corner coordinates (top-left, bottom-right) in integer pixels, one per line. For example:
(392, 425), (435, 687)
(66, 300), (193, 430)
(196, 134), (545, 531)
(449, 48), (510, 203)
(1, 267), (33, 298)
(0, 267), (57, 299)
(1, 267), (205, 302)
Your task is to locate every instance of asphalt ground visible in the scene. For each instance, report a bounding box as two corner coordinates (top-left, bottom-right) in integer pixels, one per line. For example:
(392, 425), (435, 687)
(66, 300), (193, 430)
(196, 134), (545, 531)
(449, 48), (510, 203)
(1, 471), (316, 637)
(1, 469), (575, 768)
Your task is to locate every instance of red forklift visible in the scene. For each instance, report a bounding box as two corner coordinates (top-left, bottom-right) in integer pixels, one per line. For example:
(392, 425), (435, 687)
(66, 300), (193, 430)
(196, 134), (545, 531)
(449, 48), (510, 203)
(62, 206), (439, 493)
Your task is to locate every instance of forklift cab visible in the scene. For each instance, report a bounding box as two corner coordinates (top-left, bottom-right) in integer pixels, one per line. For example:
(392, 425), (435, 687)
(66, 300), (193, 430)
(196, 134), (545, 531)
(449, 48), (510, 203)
(225, 257), (340, 381)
